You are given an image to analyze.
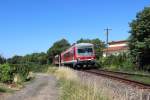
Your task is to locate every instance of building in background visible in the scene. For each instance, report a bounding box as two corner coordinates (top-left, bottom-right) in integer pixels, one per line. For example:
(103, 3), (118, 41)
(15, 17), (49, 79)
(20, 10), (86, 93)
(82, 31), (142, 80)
(103, 40), (128, 57)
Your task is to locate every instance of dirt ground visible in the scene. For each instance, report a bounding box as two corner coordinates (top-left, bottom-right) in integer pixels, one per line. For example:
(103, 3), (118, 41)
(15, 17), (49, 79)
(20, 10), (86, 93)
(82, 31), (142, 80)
(0, 73), (58, 100)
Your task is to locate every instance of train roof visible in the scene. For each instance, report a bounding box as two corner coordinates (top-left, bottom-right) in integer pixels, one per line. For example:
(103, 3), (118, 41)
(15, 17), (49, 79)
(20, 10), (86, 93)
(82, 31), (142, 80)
(74, 43), (93, 47)
(61, 43), (94, 55)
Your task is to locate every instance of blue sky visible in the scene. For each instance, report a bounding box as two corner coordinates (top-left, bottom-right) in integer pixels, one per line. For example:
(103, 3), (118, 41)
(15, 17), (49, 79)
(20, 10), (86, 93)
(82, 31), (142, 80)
(0, 0), (149, 58)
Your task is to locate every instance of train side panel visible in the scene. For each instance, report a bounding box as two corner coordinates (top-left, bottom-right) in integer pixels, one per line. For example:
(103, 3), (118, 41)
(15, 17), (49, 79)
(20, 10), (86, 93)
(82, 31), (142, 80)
(61, 46), (77, 65)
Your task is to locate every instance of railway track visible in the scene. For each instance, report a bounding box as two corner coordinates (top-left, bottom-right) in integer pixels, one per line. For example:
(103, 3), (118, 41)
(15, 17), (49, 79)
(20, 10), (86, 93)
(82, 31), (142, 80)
(98, 69), (150, 77)
(81, 69), (150, 89)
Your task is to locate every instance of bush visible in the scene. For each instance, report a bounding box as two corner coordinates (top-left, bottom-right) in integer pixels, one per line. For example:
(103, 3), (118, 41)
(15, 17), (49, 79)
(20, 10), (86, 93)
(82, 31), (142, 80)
(0, 64), (13, 83)
(0, 64), (30, 83)
(95, 59), (102, 68)
(121, 57), (135, 71)
(10, 64), (30, 82)
(100, 53), (134, 71)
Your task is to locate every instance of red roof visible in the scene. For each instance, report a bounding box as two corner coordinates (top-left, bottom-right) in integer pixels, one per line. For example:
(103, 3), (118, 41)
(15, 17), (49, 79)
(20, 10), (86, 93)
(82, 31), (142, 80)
(103, 46), (128, 52)
(108, 40), (128, 45)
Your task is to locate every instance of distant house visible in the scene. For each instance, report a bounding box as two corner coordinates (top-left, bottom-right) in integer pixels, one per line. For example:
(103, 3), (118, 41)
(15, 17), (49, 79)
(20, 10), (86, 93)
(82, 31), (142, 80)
(103, 40), (128, 57)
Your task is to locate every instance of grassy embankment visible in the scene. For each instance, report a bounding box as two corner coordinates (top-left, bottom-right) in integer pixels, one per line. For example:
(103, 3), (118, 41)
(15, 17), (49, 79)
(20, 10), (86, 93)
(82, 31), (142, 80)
(97, 54), (150, 84)
(47, 66), (108, 100)
(98, 67), (150, 85)
(99, 67), (150, 85)
(128, 75), (150, 85)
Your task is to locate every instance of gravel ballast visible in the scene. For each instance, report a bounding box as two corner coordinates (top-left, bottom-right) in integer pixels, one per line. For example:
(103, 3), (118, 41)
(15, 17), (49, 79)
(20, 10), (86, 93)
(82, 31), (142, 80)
(77, 71), (150, 100)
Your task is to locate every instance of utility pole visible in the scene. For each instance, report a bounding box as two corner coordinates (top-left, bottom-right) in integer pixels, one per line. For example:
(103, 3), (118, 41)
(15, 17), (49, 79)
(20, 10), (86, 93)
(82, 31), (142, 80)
(104, 27), (112, 56)
(104, 27), (112, 47)
(59, 55), (61, 67)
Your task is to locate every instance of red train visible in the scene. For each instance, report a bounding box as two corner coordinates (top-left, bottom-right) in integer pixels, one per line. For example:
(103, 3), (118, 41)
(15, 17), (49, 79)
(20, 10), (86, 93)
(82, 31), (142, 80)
(54, 43), (96, 68)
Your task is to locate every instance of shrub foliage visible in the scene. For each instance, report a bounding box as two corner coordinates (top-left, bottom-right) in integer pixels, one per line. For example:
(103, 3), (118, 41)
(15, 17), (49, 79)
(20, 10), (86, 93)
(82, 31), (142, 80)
(0, 64), (30, 83)
(100, 53), (134, 71)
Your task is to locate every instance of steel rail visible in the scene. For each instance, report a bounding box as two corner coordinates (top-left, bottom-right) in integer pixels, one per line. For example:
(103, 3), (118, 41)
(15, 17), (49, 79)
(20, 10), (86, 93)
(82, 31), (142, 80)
(98, 69), (150, 78)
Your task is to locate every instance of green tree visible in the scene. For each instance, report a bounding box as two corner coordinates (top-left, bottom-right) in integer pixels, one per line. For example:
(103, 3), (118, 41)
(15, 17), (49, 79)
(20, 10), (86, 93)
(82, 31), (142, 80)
(0, 55), (6, 64)
(47, 39), (71, 63)
(7, 52), (48, 65)
(77, 38), (105, 59)
(129, 7), (150, 70)
(22, 52), (47, 65)
(36, 52), (47, 65)
(77, 38), (91, 43)
(7, 55), (23, 64)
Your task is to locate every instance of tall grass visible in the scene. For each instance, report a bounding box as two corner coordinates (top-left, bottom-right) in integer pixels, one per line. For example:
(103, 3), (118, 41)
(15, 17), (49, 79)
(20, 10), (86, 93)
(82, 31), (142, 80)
(48, 66), (150, 100)
(53, 67), (108, 100)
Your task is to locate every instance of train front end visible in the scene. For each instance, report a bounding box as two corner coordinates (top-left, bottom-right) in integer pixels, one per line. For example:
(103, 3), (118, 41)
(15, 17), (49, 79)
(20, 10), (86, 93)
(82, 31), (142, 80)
(74, 43), (96, 68)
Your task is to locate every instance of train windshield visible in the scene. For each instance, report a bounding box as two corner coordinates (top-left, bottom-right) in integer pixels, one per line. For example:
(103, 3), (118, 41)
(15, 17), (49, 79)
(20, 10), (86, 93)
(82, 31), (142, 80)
(77, 47), (93, 56)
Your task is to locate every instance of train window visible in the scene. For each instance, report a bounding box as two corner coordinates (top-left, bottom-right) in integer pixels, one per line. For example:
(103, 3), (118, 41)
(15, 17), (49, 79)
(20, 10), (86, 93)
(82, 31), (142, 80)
(78, 47), (93, 56)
